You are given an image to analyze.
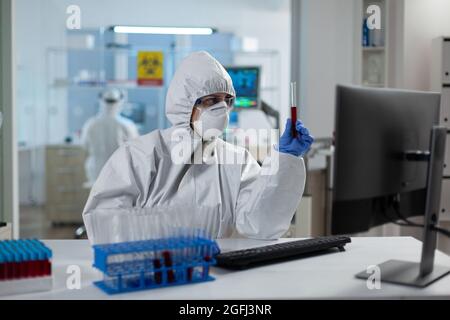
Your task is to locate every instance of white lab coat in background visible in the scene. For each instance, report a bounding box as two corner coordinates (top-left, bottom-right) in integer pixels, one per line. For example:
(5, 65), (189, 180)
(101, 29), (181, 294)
(81, 111), (139, 185)
(82, 51), (306, 243)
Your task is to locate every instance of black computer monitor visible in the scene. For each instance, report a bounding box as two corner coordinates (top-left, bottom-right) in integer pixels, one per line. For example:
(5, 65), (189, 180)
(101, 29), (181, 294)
(331, 85), (441, 235)
(226, 66), (260, 109)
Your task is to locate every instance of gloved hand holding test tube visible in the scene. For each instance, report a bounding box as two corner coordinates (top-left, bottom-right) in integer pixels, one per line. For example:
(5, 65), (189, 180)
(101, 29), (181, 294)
(277, 81), (314, 157)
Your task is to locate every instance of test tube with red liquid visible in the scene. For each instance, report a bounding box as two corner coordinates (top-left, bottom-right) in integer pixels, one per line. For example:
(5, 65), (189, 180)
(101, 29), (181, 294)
(290, 82), (298, 138)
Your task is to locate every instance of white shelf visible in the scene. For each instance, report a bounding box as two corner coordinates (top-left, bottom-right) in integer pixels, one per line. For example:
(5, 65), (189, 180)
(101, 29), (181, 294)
(50, 82), (165, 90)
(362, 46), (386, 52)
(355, 0), (389, 87)
(362, 82), (385, 88)
(431, 37), (450, 220)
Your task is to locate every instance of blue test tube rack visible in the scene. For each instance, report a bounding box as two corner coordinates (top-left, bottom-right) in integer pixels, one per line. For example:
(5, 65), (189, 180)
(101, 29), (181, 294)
(92, 236), (220, 294)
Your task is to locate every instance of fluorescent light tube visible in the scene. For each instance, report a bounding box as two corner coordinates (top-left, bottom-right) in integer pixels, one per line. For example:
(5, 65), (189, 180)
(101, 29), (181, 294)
(113, 26), (215, 35)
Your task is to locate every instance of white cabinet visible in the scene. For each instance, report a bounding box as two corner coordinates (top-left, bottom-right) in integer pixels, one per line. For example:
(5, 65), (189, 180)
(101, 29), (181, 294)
(432, 37), (450, 90)
(45, 145), (89, 224)
(440, 88), (450, 129)
(431, 37), (450, 222)
(442, 40), (450, 84)
(440, 179), (450, 220)
(445, 134), (450, 176)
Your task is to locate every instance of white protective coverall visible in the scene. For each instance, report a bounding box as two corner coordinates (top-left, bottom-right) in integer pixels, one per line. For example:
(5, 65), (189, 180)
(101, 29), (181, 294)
(81, 91), (139, 185)
(82, 51), (306, 242)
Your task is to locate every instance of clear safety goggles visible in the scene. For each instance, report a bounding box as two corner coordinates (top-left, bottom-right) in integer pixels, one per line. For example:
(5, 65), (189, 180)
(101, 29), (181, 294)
(194, 94), (235, 109)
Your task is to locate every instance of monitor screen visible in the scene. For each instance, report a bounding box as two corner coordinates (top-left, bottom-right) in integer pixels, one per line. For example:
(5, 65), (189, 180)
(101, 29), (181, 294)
(331, 85), (441, 234)
(226, 66), (260, 108)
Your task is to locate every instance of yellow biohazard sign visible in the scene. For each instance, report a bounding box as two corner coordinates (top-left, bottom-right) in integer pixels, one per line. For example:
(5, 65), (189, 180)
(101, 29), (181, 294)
(137, 51), (164, 86)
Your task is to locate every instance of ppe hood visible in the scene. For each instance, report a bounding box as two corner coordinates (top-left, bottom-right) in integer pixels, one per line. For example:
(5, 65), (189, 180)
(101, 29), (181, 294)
(165, 51), (235, 129)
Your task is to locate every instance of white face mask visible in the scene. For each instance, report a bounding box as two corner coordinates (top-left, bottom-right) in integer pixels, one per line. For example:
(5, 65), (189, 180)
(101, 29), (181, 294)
(193, 101), (229, 140)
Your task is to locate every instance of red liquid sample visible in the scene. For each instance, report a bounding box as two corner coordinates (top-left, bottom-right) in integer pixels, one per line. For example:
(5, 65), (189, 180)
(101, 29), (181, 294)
(0, 260), (52, 280)
(203, 256), (212, 278)
(19, 261), (27, 278)
(39, 260), (46, 276)
(12, 262), (20, 279)
(33, 260), (41, 276)
(291, 106), (298, 138)
(0, 263), (5, 280)
(153, 259), (162, 284)
(34, 261), (40, 276)
(26, 261), (31, 277)
(45, 260), (52, 276)
(6, 262), (13, 279)
(162, 251), (175, 283)
(29, 260), (37, 277)
(187, 267), (193, 281)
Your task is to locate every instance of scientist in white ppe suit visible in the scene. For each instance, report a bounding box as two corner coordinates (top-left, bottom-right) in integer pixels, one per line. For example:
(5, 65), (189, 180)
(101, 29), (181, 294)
(81, 88), (139, 185)
(83, 51), (313, 242)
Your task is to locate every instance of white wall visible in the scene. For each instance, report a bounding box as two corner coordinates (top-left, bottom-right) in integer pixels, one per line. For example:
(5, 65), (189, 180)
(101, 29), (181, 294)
(15, 0), (66, 147)
(14, 0), (291, 146)
(403, 0), (450, 91)
(401, 0), (450, 253)
(299, 0), (357, 139)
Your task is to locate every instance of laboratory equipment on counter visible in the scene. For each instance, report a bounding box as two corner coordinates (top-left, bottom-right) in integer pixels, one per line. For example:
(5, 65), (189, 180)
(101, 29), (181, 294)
(215, 236), (351, 270)
(261, 100), (280, 129)
(92, 235), (220, 294)
(0, 239), (53, 296)
(290, 82), (298, 138)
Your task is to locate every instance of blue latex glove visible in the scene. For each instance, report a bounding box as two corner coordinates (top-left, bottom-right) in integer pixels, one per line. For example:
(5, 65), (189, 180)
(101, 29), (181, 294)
(278, 119), (314, 157)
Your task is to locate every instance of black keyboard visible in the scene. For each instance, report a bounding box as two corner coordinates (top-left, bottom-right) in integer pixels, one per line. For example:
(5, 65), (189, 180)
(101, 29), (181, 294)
(215, 236), (351, 270)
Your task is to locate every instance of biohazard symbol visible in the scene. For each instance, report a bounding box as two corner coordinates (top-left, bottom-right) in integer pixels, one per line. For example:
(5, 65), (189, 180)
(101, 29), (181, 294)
(137, 51), (163, 86)
(139, 56), (161, 76)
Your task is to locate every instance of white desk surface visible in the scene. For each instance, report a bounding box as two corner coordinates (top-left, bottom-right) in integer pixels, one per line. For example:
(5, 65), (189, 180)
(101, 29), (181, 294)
(2, 237), (450, 300)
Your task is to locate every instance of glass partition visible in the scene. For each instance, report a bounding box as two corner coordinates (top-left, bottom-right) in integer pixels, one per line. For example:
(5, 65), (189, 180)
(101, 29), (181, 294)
(19, 26), (281, 239)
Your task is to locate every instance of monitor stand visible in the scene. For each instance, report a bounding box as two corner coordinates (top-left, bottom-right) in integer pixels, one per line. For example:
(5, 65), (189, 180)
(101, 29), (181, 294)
(355, 260), (450, 288)
(355, 126), (450, 288)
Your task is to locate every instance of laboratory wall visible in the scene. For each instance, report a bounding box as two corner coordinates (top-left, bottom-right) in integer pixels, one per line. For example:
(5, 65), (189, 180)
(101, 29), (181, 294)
(15, 0), (292, 148)
(400, 0), (450, 253)
(297, 0), (450, 248)
(402, 0), (450, 91)
(14, 0), (292, 238)
(15, 0), (65, 149)
(299, 0), (356, 139)
(297, 0), (406, 139)
(13, 0), (450, 246)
